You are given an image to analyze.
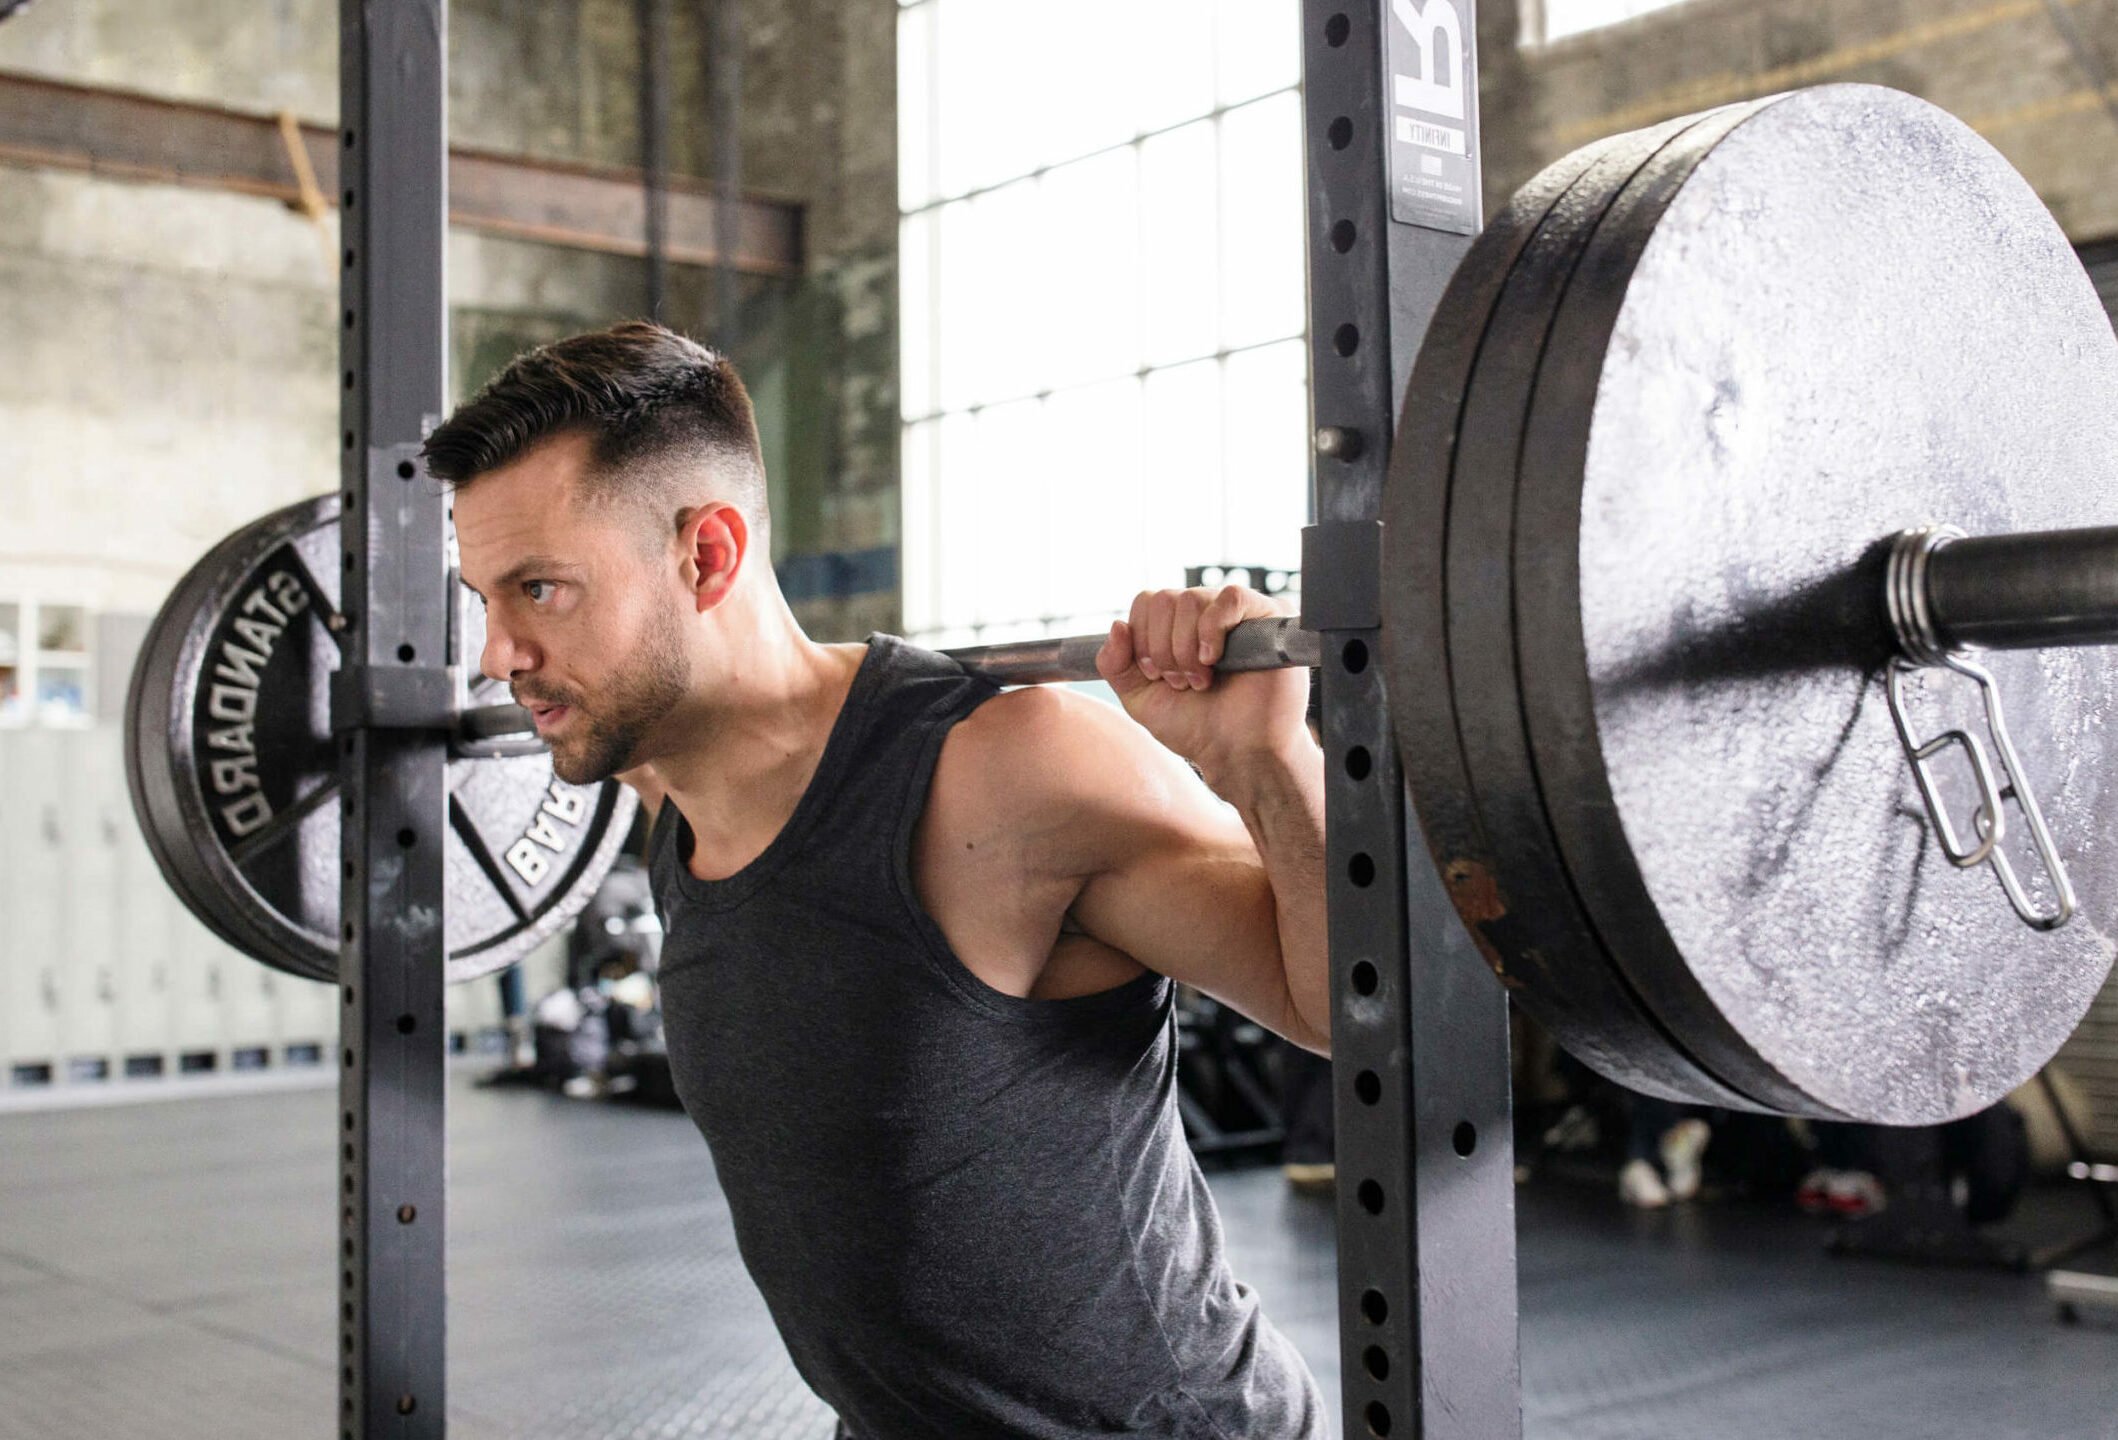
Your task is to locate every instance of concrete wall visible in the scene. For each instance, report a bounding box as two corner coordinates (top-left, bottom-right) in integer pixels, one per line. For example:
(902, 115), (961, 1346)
(0, 0), (901, 655)
(1480, 0), (2118, 242)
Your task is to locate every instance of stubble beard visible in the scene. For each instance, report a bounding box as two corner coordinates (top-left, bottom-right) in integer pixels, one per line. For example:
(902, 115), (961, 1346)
(536, 608), (691, 786)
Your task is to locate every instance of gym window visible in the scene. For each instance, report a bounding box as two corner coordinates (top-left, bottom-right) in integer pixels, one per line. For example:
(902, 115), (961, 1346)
(1521, 0), (1696, 45)
(897, 0), (1309, 649)
(0, 599), (94, 726)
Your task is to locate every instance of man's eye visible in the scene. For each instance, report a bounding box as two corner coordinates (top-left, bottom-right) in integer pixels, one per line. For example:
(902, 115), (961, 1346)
(523, 580), (554, 604)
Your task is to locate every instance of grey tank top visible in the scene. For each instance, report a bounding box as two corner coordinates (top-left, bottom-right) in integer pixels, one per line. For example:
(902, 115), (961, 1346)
(649, 635), (1325, 1440)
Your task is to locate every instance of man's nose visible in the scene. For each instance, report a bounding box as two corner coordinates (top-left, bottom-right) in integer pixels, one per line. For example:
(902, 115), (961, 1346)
(479, 613), (532, 684)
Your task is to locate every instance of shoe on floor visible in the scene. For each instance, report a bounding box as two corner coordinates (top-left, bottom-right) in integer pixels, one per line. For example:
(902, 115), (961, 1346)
(1659, 1118), (1711, 1201)
(1824, 1169), (1887, 1220)
(1283, 1162), (1336, 1197)
(1619, 1157), (1671, 1209)
(1796, 1167), (1838, 1214)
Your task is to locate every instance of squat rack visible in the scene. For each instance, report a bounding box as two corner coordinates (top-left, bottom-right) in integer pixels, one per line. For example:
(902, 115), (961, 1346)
(332, 1), (1519, 1437)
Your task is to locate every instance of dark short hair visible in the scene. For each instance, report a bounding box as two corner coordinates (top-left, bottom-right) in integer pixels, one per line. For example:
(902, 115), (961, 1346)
(422, 321), (768, 539)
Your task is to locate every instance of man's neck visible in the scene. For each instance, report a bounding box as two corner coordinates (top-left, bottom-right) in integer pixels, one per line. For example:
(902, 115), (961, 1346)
(648, 610), (867, 874)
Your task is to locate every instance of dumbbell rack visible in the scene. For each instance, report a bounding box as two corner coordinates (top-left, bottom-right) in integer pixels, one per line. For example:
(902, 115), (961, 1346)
(328, 2), (1516, 1438)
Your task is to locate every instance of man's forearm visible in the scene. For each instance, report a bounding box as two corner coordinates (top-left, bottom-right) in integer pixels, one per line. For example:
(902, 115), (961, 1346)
(1203, 737), (1331, 1054)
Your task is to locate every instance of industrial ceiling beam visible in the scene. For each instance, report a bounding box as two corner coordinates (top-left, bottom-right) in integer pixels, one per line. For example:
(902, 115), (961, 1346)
(0, 70), (803, 278)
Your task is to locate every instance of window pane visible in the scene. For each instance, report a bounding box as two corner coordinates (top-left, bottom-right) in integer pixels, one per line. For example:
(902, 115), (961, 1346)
(937, 181), (1040, 411)
(898, 3), (935, 210)
(935, 0), (1044, 195)
(1037, 148), (1141, 391)
(1033, 0), (1139, 170)
(1141, 120), (1219, 367)
(1219, 91), (1305, 351)
(971, 399), (1050, 631)
(900, 211), (935, 420)
(1043, 378), (1144, 625)
(901, 419), (941, 634)
(1143, 359), (1226, 579)
(1221, 341), (1308, 569)
(1215, 0), (1299, 107)
(1133, 0), (1217, 134)
(933, 412), (983, 634)
(37, 604), (87, 654)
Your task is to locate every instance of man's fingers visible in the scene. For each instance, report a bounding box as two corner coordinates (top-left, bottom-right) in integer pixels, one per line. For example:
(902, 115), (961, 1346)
(1126, 593), (1160, 682)
(1143, 590), (1178, 684)
(1170, 594), (1205, 690)
(1197, 585), (1248, 669)
(1096, 620), (1148, 699)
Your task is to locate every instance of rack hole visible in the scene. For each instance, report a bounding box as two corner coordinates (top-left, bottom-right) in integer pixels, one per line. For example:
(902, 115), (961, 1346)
(397, 1395), (417, 1416)
(397, 1204), (417, 1224)
(343, 309), (355, 330)
(1333, 323), (1360, 357)
(1365, 1400), (1393, 1437)
(397, 644), (416, 663)
(1355, 1069), (1382, 1106)
(1348, 853), (1376, 887)
(1363, 1345), (1391, 1381)
(1361, 1287), (1388, 1324)
(1342, 638), (1368, 673)
(1331, 218), (1356, 253)
(1328, 115), (1353, 150)
(1453, 1121), (1478, 1157)
(395, 1014), (416, 1035)
(1325, 12), (1350, 45)
(342, 921), (354, 941)
(396, 460), (415, 480)
(1350, 959), (1379, 996)
(343, 430), (355, 451)
(396, 827), (416, 848)
(342, 1110), (354, 1132)
(1344, 745), (1371, 780)
(342, 1048), (354, 1068)
(1357, 1178), (1385, 1214)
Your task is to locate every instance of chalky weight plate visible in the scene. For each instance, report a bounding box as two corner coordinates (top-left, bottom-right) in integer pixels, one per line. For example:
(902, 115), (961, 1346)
(1444, 103), (1781, 1112)
(1499, 84), (2118, 1123)
(126, 496), (637, 984)
(1388, 110), (1764, 1108)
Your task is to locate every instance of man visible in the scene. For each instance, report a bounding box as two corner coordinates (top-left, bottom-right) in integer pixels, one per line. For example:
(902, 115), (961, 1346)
(429, 322), (1330, 1439)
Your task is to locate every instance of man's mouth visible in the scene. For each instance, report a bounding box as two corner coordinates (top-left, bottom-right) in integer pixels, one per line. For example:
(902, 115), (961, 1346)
(524, 701), (572, 734)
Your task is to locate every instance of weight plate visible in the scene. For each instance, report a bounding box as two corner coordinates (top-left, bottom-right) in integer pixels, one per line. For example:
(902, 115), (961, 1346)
(1510, 85), (2118, 1123)
(1387, 112), (1767, 1107)
(1439, 103), (1787, 1111)
(126, 497), (636, 984)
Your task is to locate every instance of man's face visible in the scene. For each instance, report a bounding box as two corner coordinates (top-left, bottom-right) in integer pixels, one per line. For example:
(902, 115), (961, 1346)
(454, 432), (690, 784)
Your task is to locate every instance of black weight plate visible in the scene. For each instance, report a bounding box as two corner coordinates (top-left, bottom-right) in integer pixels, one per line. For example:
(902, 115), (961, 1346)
(1512, 84), (2118, 1123)
(1439, 102), (1786, 1110)
(1387, 111), (1759, 1107)
(126, 497), (636, 984)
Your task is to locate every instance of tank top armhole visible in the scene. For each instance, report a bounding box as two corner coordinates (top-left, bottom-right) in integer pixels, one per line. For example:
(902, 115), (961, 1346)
(887, 680), (1169, 1026)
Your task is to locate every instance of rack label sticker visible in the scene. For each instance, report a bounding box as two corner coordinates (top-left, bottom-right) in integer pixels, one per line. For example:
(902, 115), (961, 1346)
(1386, 0), (1481, 234)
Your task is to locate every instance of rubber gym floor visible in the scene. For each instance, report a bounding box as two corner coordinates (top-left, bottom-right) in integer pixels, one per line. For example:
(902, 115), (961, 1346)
(0, 1073), (2112, 1439)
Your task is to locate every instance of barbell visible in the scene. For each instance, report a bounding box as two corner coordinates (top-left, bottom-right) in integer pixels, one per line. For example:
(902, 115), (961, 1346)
(126, 83), (2118, 1124)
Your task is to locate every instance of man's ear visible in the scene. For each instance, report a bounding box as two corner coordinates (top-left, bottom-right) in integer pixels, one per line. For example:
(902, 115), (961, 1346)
(678, 502), (749, 614)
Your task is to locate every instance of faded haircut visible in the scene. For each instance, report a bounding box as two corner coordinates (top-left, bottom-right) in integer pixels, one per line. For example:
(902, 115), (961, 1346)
(422, 320), (768, 547)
